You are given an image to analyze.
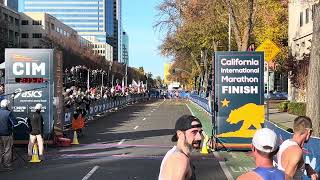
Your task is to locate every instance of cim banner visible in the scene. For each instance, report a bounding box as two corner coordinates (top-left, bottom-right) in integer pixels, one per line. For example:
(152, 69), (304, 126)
(215, 51), (264, 149)
(5, 49), (54, 140)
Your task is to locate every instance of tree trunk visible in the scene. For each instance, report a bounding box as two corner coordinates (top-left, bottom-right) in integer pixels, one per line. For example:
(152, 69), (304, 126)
(227, 0), (254, 51)
(306, 3), (320, 137)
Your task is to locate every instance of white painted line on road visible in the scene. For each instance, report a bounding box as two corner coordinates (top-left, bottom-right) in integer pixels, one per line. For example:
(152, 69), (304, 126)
(148, 113), (151, 116)
(151, 111), (153, 113)
(82, 166), (99, 180)
(142, 118), (146, 121)
(153, 109), (156, 111)
(185, 103), (195, 116)
(213, 152), (234, 180)
(134, 126), (139, 130)
(118, 139), (126, 145)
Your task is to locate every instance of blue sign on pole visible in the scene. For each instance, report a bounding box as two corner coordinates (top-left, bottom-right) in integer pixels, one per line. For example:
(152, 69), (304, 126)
(215, 51), (264, 149)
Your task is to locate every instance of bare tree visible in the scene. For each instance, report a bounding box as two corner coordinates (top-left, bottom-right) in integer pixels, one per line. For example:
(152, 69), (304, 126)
(306, 2), (320, 136)
(225, 0), (254, 51)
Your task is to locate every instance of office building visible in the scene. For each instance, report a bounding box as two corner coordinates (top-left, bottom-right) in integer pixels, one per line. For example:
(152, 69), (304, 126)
(19, 12), (90, 49)
(0, 4), (20, 48)
(19, 0), (122, 63)
(83, 35), (113, 62)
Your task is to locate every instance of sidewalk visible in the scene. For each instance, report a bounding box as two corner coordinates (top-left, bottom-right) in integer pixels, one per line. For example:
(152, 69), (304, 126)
(267, 108), (297, 130)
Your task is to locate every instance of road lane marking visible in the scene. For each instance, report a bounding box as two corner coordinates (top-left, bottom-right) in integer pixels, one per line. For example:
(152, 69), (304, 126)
(134, 126), (139, 130)
(118, 139), (125, 145)
(82, 166), (99, 180)
(213, 152), (234, 180)
(153, 109), (156, 111)
(148, 113), (151, 116)
(142, 118), (146, 121)
(185, 103), (195, 116)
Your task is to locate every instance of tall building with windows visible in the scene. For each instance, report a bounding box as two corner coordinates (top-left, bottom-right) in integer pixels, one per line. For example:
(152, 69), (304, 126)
(2, 0), (18, 11)
(19, 0), (121, 62)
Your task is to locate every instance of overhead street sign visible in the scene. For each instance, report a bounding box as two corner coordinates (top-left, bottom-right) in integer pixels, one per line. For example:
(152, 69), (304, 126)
(256, 39), (281, 63)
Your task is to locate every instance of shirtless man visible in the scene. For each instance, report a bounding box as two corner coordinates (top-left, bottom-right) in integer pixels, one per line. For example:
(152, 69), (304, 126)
(277, 116), (318, 180)
(158, 115), (203, 180)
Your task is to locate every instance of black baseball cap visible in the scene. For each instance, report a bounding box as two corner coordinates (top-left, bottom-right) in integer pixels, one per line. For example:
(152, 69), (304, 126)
(171, 115), (202, 142)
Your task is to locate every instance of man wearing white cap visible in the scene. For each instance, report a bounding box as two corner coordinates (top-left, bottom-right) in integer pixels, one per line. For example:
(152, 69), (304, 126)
(0, 99), (16, 171)
(237, 128), (286, 180)
(27, 103), (44, 161)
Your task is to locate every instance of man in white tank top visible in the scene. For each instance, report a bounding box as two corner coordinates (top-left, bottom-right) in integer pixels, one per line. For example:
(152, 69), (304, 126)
(158, 115), (203, 180)
(277, 116), (318, 180)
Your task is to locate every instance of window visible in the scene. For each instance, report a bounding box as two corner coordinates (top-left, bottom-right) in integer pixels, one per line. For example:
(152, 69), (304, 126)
(32, 33), (42, 38)
(300, 12), (303, 27)
(51, 23), (55, 30)
(32, 20), (42, 25)
(306, 8), (310, 24)
(21, 33), (29, 38)
(4, 14), (8, 21)
(9, 16), (14, 24)
(15, 18), (19, 26)
(21, 20), (29, 25)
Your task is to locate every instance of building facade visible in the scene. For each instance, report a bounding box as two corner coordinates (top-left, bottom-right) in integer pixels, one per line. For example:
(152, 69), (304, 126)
(19, 12), (88, 49)
(0, 4), (20, 48)
(122, 31), (128, 65)
(288, 0), (318, 101)
(19, 0), (122, 63)
(83, 35), (113, 62)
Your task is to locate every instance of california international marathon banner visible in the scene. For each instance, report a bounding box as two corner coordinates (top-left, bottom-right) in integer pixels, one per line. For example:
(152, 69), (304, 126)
(5, 49), (54, 140)
(265, 121), (320, 179)
(215, 52), (264, 149)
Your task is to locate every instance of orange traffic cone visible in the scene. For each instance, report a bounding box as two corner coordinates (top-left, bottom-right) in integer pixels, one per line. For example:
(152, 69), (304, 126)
(29, 144), (41, 163)
(71, 130), (79, 145)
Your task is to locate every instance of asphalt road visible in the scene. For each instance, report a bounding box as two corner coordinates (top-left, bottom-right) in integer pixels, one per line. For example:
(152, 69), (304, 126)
(1, 99), (227, 180)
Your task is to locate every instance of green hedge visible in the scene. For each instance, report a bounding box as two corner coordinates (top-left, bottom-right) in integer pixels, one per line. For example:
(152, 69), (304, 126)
(287, 102), (306, 116)
(278, 101), (289, 112)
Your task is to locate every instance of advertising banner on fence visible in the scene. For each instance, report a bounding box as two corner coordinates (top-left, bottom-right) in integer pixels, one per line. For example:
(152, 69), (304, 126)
(215, 51), (264, 149)
(265, 121), (320, 179)
(5, 49), (54, 140)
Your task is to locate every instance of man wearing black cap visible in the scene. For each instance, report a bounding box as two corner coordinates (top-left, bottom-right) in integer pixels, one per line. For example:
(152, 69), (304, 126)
(158, 115), (203, 180)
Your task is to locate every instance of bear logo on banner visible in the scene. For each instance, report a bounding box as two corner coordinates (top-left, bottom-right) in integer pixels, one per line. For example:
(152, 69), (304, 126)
(218, 103), (264, 138)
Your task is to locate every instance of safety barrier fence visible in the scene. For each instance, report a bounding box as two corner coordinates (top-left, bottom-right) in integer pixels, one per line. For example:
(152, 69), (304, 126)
(64, 94), (147, 127)
(189, 95), (212, 114)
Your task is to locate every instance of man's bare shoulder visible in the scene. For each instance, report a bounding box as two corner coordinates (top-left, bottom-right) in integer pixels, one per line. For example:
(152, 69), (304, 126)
(282, 145), (303, 159)
(167, 152), (189, 165)
(237, 171), (262, 180)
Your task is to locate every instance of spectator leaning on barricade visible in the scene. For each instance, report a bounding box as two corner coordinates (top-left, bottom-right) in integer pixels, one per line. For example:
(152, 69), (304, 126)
(277, 116), (318, 180)
(0, 99), (17, 171)
(237, 128), (286, 180)
(27, 103), (45, 161)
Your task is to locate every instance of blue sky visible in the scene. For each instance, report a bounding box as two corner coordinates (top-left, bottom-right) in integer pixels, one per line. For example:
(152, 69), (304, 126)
(123, 0), (169, 78)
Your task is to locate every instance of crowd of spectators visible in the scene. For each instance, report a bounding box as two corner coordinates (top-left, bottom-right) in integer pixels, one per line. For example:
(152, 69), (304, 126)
(63, 65), (148, 112)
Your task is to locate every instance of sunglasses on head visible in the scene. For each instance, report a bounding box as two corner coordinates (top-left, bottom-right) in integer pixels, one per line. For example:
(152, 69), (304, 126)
(306, 128), (313, 134)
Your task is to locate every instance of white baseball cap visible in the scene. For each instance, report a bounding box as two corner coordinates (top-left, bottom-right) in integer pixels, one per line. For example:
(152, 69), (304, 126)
(252, 128), (278, 153)
(34, 103), (42, 110)
(0, 99), (10, 108)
